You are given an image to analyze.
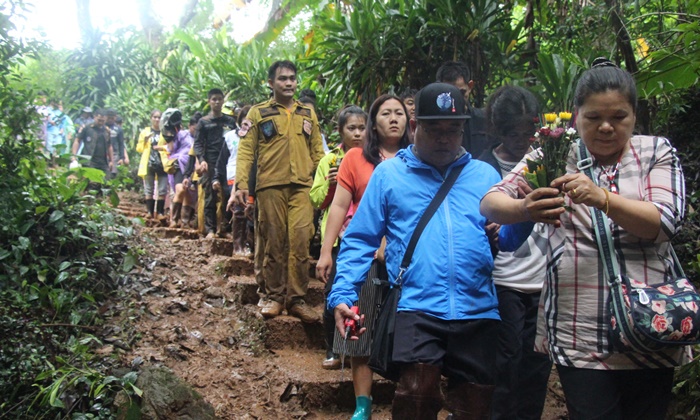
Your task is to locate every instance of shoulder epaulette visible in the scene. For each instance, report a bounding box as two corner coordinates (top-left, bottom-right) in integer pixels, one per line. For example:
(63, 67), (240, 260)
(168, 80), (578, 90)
(259, 106), (281, 118)
(294, 107), (312, 117)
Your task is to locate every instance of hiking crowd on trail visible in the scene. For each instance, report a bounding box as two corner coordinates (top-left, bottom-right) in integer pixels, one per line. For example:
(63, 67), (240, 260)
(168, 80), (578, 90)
(41, 57), (695, 420)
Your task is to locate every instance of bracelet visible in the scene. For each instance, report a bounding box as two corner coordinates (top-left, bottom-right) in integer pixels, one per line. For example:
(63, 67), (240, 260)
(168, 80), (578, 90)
(599, 187), (610, 215)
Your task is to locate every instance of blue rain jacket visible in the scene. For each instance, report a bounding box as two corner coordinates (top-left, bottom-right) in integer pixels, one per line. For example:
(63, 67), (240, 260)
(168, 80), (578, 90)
(328, 145), (501, 321)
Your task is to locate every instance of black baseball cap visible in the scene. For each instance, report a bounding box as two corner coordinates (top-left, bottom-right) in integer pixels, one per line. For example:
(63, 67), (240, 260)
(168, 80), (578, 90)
(415, 83), (469, 120)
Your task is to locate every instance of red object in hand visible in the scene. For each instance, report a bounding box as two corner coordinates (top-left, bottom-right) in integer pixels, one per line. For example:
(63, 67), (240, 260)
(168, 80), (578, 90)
(344, 306), (360, 339)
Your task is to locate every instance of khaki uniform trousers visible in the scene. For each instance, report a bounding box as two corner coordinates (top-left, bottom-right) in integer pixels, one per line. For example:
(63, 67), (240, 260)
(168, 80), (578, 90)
(256, 184), (313, 307)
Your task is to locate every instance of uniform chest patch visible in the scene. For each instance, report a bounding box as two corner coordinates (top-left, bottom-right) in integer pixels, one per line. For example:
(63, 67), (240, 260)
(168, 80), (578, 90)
(261, 120), (277, 141)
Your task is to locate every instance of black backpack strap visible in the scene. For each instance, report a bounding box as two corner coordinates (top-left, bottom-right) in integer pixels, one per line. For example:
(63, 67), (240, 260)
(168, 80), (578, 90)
(396, 163), (466, 286)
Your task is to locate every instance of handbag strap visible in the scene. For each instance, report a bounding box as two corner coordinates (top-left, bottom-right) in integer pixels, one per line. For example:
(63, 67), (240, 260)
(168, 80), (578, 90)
(575, 140), (685, 283)
(575, 140), (619, 285)
(396, 162), (466, 286)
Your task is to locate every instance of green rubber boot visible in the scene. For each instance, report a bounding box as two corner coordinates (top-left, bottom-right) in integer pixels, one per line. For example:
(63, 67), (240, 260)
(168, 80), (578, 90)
(351, 396), (372, 420)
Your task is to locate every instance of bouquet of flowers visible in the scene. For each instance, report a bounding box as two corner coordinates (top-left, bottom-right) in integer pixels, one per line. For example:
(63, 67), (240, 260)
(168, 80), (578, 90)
(523, 112), (577, 190)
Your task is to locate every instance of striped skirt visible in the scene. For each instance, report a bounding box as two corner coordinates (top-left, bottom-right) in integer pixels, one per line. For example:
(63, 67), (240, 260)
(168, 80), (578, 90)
(333, 259), (387, 357)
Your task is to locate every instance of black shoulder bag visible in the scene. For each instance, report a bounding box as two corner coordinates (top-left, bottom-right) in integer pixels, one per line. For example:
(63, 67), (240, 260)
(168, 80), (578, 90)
(576, 140), (700, 353)
(368, 163), (466, 381)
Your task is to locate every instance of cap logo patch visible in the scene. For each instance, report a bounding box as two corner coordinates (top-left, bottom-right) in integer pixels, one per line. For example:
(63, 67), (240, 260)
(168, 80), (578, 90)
(436, 92), (455, 114)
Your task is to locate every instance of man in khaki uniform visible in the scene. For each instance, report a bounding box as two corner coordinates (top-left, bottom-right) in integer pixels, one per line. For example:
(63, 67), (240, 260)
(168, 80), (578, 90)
(235, 60), (325, 323)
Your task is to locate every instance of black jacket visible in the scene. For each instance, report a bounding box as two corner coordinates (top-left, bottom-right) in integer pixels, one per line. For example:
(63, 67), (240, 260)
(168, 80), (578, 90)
(462, 106), (491, 158)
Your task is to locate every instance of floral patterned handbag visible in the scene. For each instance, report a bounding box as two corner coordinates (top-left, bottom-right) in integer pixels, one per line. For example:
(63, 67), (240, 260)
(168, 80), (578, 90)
(605, 252), (700, 353)
(577, 140), (700, 353)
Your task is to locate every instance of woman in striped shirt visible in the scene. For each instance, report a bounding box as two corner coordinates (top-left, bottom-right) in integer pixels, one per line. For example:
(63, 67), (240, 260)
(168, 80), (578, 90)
(480, 59), (690, 419)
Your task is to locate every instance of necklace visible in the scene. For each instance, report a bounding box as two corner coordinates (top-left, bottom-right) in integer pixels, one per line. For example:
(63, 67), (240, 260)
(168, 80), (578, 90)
(379, 147), (397, 161)
(599, 154), (623, 194)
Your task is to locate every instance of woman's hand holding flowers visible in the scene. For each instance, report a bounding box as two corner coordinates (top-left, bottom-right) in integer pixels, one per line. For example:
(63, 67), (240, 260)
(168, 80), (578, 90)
(551, 174), (607, 211)
(521, 186), (566, 227)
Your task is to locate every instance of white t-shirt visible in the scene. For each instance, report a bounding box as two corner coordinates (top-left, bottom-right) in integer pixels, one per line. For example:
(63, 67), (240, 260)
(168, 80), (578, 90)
(224, 129), (240, 182)
(491, 150), (546, 293)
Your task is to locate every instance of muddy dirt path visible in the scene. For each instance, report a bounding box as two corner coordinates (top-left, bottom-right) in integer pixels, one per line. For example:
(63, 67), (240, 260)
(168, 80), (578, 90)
(115, 190), (569, 419)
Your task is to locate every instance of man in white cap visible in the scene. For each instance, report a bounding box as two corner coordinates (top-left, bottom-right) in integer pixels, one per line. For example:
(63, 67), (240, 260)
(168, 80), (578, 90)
(74, 107), (94, 135)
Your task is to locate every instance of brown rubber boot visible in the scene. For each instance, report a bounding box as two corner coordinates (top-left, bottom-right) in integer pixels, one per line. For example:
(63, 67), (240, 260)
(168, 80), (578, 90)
(446, 382), (495, 420)
(391, 363), (443, 420)
(232, 215), (247, 255)
(181, 206), (194, 229)
(170, 202), (182, 228)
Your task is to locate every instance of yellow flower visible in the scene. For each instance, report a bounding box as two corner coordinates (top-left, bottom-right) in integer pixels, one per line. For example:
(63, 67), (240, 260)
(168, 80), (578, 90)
(559, 112), (572, 121)
(544, 113), (557, 123)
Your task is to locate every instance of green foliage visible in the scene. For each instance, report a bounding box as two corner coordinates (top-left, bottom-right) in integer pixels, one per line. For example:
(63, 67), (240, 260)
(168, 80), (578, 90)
(529, 53), (584, 112)
(254, 0), (326, 46)
(1, 4), (139, 417)
(672, 350), (700, 419)
(666, 86), (700, 416)
(533, 1), (614, 58)
(634, 15), (700, 98)
(32, 350), (142, 413)
(305, 0), (411, 106)
(165, 28), (276, 109)
(303, 0), (519, 108)
(0, 2), (43, 141)
(66, 28), (159, 109)
(0, 138), (138, 417)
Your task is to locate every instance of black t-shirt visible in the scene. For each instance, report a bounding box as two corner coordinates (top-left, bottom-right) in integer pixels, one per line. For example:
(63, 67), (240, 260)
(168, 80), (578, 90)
(149, 130), (160, 148)
(193, 114), (236, 165)
(79, 124), (110, 167)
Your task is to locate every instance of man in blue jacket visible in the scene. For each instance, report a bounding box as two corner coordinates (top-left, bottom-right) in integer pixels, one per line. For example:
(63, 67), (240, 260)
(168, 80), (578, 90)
(328, 83), (501, 419)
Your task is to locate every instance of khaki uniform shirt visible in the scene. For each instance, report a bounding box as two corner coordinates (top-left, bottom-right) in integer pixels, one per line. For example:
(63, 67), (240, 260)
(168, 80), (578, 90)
(236, 98), (324, 192)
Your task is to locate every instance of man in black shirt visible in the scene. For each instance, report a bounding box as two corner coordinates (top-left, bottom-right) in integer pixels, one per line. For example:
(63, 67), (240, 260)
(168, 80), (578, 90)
(186, 88), (236, 238)
(71, 108), (113, 177)
(436, 61), (490, 158)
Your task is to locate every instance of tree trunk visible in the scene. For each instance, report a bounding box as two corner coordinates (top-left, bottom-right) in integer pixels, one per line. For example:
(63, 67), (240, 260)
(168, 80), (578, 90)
(179, 0), (199, 28)
(261, 0), (285, 34)
(137, 0), (164, 48)
(75, 0), (96, 47)
(605, 0), (651, 134)
(524, 0), (537, 86)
